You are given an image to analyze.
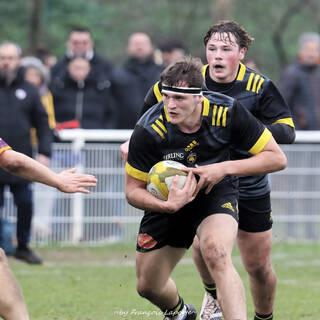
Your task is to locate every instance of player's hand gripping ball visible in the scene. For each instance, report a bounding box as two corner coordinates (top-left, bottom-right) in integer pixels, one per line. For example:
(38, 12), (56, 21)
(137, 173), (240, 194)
(147, 160), (188, 200)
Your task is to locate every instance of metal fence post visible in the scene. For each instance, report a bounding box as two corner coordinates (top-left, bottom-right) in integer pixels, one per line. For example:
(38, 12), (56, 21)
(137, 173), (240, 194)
(70, 133), (85, 243)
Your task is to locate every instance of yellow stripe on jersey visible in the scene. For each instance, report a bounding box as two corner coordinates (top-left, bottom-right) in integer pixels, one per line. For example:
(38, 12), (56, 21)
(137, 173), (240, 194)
(248, 127), (272, 155)
(153, 82), (163, 102)
(246, 73), (254, 91)
(211, 105), (228, 127)
(202, 97), (210, 116)
(0, 145), (11, 155)
(222, 107), (228, 127)
(252, 74), (260, 92)
(163, 106), (170, 122)
(151, 124), (165, 139)
(125, 162), (148, 182)
(256, 78), (265, 93)
(202, 65), (208, 78)
(236, 62), (246, 81)
(272, 118), (295, 128)
(216, 106), (224, 126)
(155, 119), (167, 133)
(212, 105), (218, 126)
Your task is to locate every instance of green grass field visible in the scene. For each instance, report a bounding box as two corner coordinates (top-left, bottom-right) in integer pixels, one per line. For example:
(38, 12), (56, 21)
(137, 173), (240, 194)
(8, 242), (320, 320)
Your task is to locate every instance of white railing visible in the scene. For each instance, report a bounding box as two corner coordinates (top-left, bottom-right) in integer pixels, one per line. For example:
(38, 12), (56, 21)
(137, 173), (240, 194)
(2, 129), (320, 244)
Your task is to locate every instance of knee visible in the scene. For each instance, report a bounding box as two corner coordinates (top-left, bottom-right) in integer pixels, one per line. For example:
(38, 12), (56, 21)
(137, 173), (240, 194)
(245, 258), (275, 282)
(192, 236), (201, 259)
(136, 277), (157, 299)
(200, 236), (230, 271)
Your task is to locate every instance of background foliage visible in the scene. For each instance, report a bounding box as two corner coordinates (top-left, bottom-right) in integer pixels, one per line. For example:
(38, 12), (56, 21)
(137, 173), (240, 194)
(1, 0), (320, 80)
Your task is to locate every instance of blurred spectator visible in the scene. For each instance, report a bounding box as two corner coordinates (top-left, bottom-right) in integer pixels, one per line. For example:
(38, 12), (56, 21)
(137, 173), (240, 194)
(50, 26), (114, 111)
(0, 41), (53, 264)
(113, 32), (163, 128)
(244, 58), (261, 72)
(21, 56), (56, 131)
(35, 45), (57, 70)
(50, 56), (121, 242)
(158, 38), (186, 67)
(279, 32), (320, 130)
(51, 56), (117, 129)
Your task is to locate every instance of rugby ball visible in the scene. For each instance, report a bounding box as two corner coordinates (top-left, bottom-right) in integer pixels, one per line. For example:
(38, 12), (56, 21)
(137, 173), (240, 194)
(147, 160), (188, 200)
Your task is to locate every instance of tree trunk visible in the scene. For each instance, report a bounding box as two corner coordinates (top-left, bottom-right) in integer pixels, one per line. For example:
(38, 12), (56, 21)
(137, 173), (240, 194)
(28, 0), (44, 55)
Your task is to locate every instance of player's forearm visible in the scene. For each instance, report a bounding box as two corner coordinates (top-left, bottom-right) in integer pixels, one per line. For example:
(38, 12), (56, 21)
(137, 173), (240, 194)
(223, 149), (287, 176)
(1, 150), (60, 188)
(126, 185), (175, 213)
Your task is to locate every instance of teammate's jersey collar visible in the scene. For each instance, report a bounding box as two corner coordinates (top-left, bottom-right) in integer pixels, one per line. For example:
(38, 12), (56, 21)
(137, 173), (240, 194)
(205, 65), (238, 93)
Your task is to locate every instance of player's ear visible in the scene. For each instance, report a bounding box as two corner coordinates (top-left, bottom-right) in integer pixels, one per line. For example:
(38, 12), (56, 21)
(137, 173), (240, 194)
(239, 47), (247, 60)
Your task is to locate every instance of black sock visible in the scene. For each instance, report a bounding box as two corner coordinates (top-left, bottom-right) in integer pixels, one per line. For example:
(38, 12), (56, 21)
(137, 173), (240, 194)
(164, 296), (184, 318)
(254, 312), (273, 320)
(203, 283), (217, 299)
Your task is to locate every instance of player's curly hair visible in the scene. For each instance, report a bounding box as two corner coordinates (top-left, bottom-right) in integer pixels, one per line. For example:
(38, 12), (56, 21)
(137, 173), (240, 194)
(160, 55), (204, 88)
(203, 20), (254, 49)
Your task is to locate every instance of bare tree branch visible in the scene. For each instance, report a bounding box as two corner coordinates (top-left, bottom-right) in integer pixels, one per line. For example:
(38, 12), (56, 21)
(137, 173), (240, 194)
(272, 0), (313, 68)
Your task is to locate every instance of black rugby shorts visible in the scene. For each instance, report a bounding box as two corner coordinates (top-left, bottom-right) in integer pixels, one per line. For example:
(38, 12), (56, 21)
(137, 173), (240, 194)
(136, 179), (239, 252)
(238, 193), (272, 232)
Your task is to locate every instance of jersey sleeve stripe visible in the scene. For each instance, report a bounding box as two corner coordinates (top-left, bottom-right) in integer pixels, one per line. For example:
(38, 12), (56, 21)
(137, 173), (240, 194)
(216, 106), (224, 126)
(0, 139), (11, 155)
(151, 124), (165, 139)
(212, 105), (218, 125)
(246, 73), (254, 91)
(155, 119), (167, 133)
(237, 62), (246, 81)
(272, 118), (295, 128)
(248, 127), (272, 155)
(125, 162), (148, 182)
(202, 97), (210, 116)
(153, 82), (163, 102)
(256, 78), (265, 93)
(252, 74), (260, 92)
(222, 107), (228, 127)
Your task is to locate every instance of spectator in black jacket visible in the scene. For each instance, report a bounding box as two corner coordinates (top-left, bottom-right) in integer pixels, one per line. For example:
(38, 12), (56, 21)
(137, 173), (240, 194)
(279, 32), (320, 130)
(50, 26), (115, 118)
(0, 41), (53, 264)
(113, 32), (163, 128)
(51, 56), (117, 130)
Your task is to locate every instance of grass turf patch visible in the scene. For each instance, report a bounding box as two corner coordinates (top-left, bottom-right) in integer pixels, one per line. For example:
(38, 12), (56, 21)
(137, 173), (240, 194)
(8, 242), (320, 320)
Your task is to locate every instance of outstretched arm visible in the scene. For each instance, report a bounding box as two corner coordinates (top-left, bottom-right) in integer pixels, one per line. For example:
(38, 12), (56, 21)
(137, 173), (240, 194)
(187, 136), (286, 195)
(0, 150), (97, 194)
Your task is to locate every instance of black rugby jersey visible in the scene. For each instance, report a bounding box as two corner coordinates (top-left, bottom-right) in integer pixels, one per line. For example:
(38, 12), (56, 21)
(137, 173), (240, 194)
(139, 63), (294, 198)
(126, 92), (271, 183)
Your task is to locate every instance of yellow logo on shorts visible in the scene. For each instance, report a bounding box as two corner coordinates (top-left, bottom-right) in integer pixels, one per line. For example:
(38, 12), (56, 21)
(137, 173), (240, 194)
(221, 202), (235, 212)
